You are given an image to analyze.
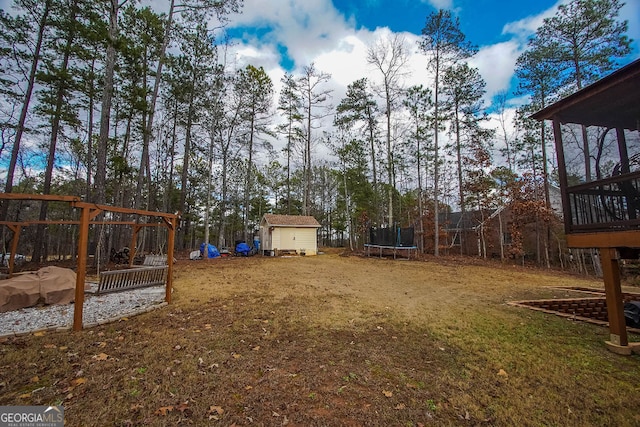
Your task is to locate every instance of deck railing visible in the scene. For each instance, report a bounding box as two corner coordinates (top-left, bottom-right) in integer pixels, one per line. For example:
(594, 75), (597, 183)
(567, 171), (640, 232)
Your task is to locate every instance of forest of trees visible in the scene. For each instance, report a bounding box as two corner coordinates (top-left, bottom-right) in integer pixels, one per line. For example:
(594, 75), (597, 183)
(0, 0), (634, 266)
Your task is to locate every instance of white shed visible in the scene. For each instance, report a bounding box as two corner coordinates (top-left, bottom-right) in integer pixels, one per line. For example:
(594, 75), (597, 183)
(259, 214), (321, 256)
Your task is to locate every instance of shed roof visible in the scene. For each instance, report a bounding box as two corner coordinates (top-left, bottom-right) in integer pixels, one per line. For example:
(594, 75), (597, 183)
(531, 58), (640, 130)
(261, 214), (321, 228)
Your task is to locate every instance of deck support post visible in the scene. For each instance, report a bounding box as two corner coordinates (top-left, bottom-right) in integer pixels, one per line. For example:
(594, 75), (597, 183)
(600, 248), (633, 354)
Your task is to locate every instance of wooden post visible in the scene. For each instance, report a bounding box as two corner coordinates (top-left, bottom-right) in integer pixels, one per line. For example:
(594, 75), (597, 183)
(552, 118), (572, 233)
(599, 247), (629, 352)
(165, 217), (176, 304)
(130, 225), (140, 267)
(73, 205), (91, 331)
(7, 224), (21, 277)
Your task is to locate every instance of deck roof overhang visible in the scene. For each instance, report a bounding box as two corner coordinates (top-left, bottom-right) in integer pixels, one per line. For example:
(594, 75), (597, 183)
(532, 58), (640, 130)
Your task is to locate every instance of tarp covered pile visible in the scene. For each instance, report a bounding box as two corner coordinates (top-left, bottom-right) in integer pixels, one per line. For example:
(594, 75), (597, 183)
(200, 243), (220, 258)
(0, 266), (76, 312)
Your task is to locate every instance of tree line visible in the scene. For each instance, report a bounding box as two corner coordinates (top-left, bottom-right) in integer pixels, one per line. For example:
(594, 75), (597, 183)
(0, 0), (632, 266)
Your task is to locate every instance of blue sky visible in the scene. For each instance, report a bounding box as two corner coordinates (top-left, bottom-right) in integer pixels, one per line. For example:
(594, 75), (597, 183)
(334, 0), (559, 44)
(225, 0), (640, 111)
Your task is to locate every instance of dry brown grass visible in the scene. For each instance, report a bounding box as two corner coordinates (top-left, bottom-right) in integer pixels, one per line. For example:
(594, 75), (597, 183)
(1, 250), (639, 426)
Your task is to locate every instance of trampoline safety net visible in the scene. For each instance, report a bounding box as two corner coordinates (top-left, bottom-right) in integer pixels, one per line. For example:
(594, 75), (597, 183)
(369, 227), (414, 247)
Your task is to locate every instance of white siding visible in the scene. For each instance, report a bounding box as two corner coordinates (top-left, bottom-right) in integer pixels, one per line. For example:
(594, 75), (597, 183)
(259, 225), (318, 255)
(294, 228), (318, 255)
(272, 228), (282, 250)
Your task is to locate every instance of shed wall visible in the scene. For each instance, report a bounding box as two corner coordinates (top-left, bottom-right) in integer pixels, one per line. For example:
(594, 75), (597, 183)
(259, 225), (318, 255)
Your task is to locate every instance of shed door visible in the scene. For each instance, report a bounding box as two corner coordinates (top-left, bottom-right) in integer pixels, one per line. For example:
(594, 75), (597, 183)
(280, 228), (296, 249)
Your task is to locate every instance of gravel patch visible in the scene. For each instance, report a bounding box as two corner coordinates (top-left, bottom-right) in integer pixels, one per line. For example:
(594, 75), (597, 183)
(0, 286), (166, 337)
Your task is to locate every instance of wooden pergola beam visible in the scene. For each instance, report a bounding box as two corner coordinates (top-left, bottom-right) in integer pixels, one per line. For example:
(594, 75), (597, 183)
(0, 220), (158, 226)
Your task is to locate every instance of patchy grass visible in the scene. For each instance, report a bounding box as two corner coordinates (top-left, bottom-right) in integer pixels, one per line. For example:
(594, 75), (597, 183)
(0, 252), (639, 426)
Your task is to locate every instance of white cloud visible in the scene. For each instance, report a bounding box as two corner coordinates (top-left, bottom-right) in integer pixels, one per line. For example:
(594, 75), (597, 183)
(469, 41), (523, 104)
(501, 0), (564, 40)
(228, 0), (353, 67)
(421, 0), (453, 10)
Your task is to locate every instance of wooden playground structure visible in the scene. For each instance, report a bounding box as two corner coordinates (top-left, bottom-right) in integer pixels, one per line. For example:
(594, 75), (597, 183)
(533, 58), (640, 354)
(0, 193), (178, 331)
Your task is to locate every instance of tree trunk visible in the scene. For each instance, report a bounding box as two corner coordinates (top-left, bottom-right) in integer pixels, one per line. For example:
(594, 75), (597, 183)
(386, 89), (393, 227)
(135, 44), (151, 211)
(433, 66), (440, 257)
(286, 131), (292, 214)
(1, 0), (51, 222)
(218, 145), (229, 248)
(367, 107), (379, 224)
(204, 134), (214, 247)
(498, 210), (505, 262)
(33, 1), (78, 263)
(304, 100), (312, 215)
(453, 105), (465, 254)
(244, 114), (255, 242)
(143, 0), (175, 197)
(86, 58), (96, 201)
(179, 109), (194, 248)
(95, 0), (119, 205)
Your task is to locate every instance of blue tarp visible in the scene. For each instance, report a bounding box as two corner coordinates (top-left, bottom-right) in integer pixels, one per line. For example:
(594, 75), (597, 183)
(200, 243), (220, 258)
(235, 242), (251, 256)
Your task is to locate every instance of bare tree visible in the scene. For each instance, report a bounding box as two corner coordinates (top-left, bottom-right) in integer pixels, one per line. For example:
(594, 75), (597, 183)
(367, 33), (409, 227)
(297, 63), (332, 216)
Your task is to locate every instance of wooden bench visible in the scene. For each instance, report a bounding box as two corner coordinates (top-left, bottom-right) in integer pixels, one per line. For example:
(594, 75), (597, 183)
(96, 266), (168, 294)
(143, 254), (167, 266)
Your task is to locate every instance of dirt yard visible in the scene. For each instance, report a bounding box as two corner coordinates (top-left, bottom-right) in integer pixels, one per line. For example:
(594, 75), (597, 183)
(1, 250), (639, 426)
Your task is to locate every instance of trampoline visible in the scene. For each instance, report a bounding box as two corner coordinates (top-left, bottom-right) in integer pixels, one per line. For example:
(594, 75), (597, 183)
(364, 244), (418, 260)
(366, 226), (417, 259)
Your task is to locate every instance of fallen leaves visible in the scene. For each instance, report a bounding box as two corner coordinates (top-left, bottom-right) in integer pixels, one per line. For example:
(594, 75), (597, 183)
(383, 390), (393, 398)
(155, 406), (173, 416)
(92, 352), (110, 361)
(70, 377), (87, 387)
(208, 405), (224, 420)
(154, 402), (193, 417)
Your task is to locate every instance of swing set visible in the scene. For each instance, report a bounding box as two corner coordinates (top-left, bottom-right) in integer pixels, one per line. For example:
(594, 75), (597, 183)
(0, 193), (179, 331)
